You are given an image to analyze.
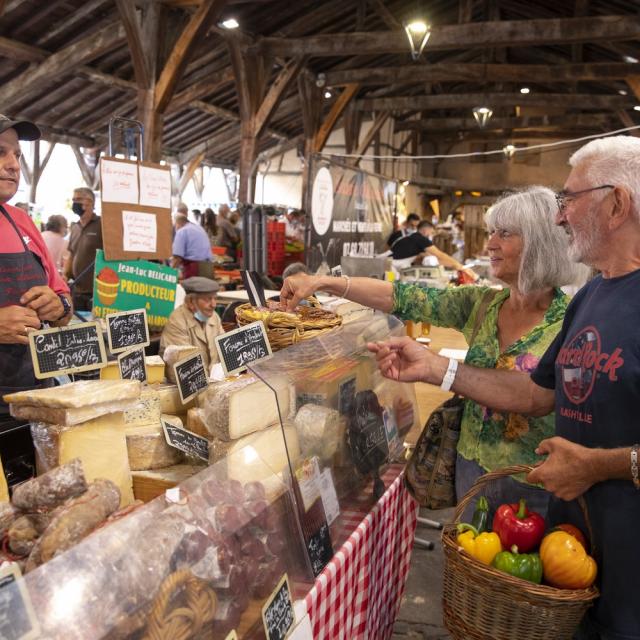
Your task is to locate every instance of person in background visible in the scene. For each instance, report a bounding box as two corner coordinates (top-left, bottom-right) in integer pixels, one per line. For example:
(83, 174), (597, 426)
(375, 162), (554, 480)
(216, 204), (239, 260)
(171, 214), (213, 279)
(0, 114), (72, 415)
(13, 202), (28, 213)
(387, 212), (420, 248)
(282, 187), (587, 519)
(202, 207), (217, 243)
(285, 210), (305, 243)
(282, 262), (309, 280)
(175, 202), (188, 218)
(65, 187), (102, 312)
(41, 214), (68, 275)
(159, 277), (223, 372)
(192, 209), (202, 225)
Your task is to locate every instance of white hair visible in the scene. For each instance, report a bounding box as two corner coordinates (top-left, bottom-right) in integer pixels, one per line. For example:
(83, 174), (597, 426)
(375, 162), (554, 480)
(569, 135), (640, 221)
(485, 186), (588, 295)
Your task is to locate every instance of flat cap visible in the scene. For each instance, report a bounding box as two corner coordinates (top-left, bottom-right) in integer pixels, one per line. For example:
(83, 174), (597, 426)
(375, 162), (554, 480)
(182, 276), (219, 294)
(0, 114), (41, 141)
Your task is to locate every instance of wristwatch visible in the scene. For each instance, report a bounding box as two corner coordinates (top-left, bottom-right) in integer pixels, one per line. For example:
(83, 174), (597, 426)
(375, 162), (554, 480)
(56, 294), (72, 320)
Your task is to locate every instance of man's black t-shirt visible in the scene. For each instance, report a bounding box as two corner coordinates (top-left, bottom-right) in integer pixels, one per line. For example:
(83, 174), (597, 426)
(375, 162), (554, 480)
(532, 269), (640, 640)
(391, 233), (432, 259)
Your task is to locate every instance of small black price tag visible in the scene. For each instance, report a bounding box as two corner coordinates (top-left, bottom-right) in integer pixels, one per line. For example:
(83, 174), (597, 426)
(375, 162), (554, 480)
(173, 351), (208, 403)
(215, 320), (272, 377)
(106, 309), (150, 354)
(161, 417), (209, 462)
(117, 347), (147, 382)
(261, 574), (295, 640)
(0, 564), (40, 640)
(306, 521), (334, 577)
(28, 322), (107, 379)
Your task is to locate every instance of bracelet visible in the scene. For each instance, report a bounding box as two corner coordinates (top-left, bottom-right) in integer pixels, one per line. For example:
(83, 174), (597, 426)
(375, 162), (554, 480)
(440, 357), (458, 391)
(631, 445), (640, 489)
(341, 275), (351, 299)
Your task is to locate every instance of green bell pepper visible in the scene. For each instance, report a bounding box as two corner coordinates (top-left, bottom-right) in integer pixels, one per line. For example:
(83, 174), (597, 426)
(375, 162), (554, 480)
(491, 545), (543, 584)
(470, 496), (490, 533)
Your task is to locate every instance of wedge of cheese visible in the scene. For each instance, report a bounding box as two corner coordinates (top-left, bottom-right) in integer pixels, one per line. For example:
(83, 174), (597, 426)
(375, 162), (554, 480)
(155, 384), (196, 414)
(123, 389), (161, 427)
(100, 356), (166, 384)
(10, 398), (140, 427)
(294, 404), (341, 461)
(30, 413), (134, 508)
(186, 408), (209, 440)
(200, 375), (293, 442)
(125, 417), (184, 471)
(131, 464), (205, 503)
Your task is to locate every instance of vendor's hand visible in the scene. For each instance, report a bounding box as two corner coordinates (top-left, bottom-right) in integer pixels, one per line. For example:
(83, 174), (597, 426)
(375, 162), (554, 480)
(527, 437), (595, 501)
(462, 267), (480, 282)
(0, 305), (41, 345)
(20, 286), (63, 322)
(280, 274), (322, 312)
(368, 337), (443, 384)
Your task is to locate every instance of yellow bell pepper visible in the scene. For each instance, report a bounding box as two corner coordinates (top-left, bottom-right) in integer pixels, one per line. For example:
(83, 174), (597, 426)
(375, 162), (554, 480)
(456, 523), (503, 565)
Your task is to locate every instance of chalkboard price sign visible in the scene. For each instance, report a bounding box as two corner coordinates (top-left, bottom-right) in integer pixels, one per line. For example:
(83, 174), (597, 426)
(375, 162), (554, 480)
(28, 322), (107, 379)
(261, 574), (294, 640)
(306, 522), (334, 577)
(215, 320), (272, 376)
(0, 564), (40, 640)
(173, 352), (208, 403)
(118, 347), (147, 382)
(106, 309), (150, 353)
(162, 417), (209, 462)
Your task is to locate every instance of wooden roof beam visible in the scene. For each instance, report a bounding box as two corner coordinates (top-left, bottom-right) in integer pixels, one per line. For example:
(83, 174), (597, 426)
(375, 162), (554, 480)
(351, 111), (389, 166)
(258, 16), (640, 57)
(314, 83), (359, 152)
(166, 68), (234, 114)
(325, 62), (640, 86)
(115, 0), (152, 88)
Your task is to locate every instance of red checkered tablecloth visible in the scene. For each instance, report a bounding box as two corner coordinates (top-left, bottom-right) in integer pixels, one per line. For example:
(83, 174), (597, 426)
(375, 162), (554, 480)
(304, 471), (418, 640)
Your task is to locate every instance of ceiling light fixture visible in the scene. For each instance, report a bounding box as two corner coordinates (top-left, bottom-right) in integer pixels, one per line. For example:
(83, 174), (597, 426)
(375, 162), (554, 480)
(634, 106), (640, 111)
(520, 87), (530, 94)
(503, 144), (516, 158)
(221, 18), (239, 29)
(404, 20), (431, 61)
(623, 55), (638, 64)
(323, 90), (333, 99)
(619, 89), (628, 96)
(472, 106), (493, 127)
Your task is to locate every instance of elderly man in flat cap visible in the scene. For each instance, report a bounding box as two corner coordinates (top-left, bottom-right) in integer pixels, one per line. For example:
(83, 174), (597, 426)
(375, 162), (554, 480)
(159, 276), (223, 371)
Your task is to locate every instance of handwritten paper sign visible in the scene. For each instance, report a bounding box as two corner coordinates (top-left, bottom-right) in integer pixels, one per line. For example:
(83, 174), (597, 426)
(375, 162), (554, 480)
(101, 158), (138, 204)
(215, 320), (272, 376)
(29, 322), (107, 379)
(118, 348), (147, 382)
(261, 574), (294, 640)
(122, 210), (157, 253)
(139, 165), (171, 208)
(173, 352), (208, 403)
(0, 564), (40, 640)
(162, 417), (209, 462)
(106, 308), (150, 353)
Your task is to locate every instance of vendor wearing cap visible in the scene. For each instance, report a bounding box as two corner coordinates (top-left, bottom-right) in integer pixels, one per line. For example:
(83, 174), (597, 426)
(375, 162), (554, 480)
(0, 115), (72, 415)
(159, 277), (223, 371)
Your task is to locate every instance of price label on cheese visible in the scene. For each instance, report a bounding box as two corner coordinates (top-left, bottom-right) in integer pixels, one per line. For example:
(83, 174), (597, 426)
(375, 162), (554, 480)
(261, 574), (294, 640)
(215, 320), (272, 376)
(118, 347), (147, 382)
(0, 563), (40, 640)
(28, 322), (107, 379)
(173, 351), (208, 403)
(106, 308), (150, 353)
(162, 417), (209, 462)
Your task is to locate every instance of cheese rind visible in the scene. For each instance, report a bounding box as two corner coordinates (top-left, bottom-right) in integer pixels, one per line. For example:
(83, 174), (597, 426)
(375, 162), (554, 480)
(131, 464), (205, 503)
(125, 418), (184, 471)
(10, 399), (139, 427)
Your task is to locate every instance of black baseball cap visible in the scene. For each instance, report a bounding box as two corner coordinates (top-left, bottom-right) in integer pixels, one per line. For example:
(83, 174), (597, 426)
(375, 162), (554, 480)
(0, 114), (41, 141)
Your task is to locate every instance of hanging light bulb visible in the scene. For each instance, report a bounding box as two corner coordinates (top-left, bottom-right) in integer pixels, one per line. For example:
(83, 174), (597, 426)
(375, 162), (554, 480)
(503, 144), (516, 158)
(404, 20), (431, 61)
(472, 106), (493, 127)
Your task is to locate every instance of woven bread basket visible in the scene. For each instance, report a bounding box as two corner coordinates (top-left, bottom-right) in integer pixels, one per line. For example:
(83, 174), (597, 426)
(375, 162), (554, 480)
(442, 464), (599, 640)
(235, 297), (342, 351)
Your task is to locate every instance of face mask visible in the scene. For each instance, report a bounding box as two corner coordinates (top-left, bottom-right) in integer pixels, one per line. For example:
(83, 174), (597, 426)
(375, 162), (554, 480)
(72, 202), (84, 216)
(194, 310), (208, 323)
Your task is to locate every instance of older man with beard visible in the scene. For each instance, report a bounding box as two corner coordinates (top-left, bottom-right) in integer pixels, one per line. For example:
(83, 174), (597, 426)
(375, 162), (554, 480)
(369, 135), (640, 640)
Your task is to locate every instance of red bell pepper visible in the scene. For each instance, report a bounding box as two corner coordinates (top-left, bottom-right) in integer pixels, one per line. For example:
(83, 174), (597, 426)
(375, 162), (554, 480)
(492, 498), (545, 553)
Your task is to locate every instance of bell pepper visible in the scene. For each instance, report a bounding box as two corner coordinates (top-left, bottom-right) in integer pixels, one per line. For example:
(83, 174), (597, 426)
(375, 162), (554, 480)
(470, 496), (490, 534)
(492, 498), (545, 553)
(456, 523), (502, 565)
(492, 545), (543, 584)
(540, 531), (597, 589)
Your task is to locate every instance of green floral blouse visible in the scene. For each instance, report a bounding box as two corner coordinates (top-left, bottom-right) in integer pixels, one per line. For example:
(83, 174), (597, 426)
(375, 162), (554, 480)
(393, 283), (569, 473)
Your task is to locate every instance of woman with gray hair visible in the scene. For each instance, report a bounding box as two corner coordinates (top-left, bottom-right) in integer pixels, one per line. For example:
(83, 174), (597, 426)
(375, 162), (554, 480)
(280, 186), (586, 515)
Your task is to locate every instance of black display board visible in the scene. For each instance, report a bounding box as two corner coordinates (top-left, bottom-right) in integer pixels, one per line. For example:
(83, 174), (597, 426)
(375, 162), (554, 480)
(118, 347), (147, 382)
(348, 390), (390, 475)
(162, 418), (209, 462)
(173, 352), (208, 403)
(215, 320), (272, 376)
(261, 574), (294, 640)
(106, 309), (150, 354)
(306, 522), (334, 577)
(28, 322), (107, 379)
(338, 376), (356, 415)
(0, 565), (39, 640)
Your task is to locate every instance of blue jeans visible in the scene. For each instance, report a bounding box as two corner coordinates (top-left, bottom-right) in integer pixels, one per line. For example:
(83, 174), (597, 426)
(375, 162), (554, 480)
(455, 454), (550, 524)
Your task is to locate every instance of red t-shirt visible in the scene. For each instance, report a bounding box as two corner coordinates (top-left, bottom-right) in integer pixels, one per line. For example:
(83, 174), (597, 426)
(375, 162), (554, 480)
(0, 203), (69, 296)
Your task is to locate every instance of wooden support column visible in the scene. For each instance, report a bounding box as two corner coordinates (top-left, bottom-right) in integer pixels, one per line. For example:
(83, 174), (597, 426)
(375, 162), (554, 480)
(343, 102), (362, 154)
(178, 151), (206, 195)
(25, 140), (56, 203)
(72, 145), (98, 189)
(298, 72), (323, 209)
(314, 83), (359, 153)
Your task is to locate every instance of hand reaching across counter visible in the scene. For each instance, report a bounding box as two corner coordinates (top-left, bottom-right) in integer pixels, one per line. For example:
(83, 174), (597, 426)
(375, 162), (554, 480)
(280, 274), (323, 311)
(368, 337), (444, 384)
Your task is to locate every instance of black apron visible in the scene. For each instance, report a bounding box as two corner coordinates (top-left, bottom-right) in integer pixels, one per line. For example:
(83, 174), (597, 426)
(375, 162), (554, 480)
(0, 205), (49, 415)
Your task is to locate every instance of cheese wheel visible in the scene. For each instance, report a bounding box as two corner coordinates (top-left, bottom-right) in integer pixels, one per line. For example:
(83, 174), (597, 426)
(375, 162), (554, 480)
(294, 404), (341, 460)
(125, 418), (184, 471)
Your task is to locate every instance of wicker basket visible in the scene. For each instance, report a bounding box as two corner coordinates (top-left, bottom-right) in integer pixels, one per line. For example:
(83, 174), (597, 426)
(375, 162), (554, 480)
(235, 298), (342, 351)
(442, 464), (599, 640)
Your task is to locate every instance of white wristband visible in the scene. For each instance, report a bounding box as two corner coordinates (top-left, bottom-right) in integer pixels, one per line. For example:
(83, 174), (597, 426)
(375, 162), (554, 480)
(440, 358), (458, 391)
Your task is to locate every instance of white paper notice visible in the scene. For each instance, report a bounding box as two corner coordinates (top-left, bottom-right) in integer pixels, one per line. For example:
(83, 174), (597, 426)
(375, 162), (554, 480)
(122, 210), (157, 252)
(101, 159), (138, 204)
(139, 165), (172, 209)
(319, 468), (340, 525)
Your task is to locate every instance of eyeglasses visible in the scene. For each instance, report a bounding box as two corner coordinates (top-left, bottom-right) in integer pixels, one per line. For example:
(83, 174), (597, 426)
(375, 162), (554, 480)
(555, 185), (614, 213)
